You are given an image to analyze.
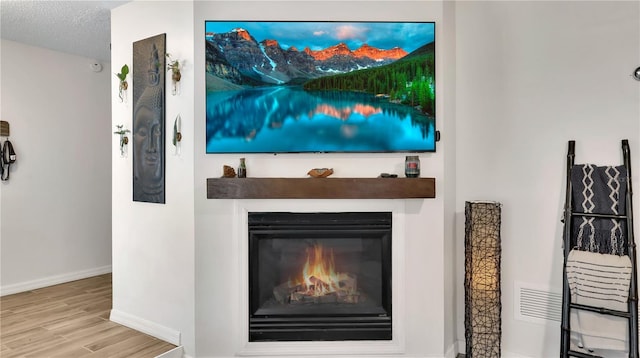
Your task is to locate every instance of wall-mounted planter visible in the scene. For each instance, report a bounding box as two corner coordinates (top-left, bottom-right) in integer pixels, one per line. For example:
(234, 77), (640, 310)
(115, 64), (129, 102)
(114, 124), (130, 157)
(172, 114), (182, 156)
(166, 54), (181, 95)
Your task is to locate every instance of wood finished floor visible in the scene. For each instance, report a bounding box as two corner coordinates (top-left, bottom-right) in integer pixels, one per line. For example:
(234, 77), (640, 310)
(0, 274), (176, 358)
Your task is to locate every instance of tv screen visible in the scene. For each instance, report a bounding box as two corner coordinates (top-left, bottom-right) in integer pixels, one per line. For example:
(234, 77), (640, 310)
(205, 21), (436, 153)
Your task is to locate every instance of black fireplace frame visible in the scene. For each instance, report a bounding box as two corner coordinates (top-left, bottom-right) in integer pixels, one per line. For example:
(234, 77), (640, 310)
(248, 212), (393, 342)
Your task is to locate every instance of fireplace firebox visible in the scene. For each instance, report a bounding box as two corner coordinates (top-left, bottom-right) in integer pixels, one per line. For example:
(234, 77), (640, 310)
(248, 212), (392, 342)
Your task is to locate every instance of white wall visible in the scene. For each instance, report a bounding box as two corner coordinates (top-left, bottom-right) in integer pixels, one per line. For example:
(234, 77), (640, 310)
(454, 1), (640, 357)
(193, 1), (449, 357)
(442, 0), (458, 355)
(110, 1), (195, 355)
(0, 40), (112, 295)
(109, 1), (640, 357)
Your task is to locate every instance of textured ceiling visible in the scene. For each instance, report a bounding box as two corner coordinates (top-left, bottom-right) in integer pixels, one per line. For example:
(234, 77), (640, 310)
(0, 0), (129, 63)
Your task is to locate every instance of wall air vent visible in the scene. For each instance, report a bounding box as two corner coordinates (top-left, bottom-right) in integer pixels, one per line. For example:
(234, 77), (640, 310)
(514, 281), (562, 324)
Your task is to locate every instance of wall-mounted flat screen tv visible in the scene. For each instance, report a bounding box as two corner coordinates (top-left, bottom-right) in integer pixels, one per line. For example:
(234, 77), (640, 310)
(205, 21), (436, 153)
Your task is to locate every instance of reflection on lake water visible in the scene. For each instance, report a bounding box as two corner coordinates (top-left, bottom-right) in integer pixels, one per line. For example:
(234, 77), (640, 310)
(206, 86), (435, 153)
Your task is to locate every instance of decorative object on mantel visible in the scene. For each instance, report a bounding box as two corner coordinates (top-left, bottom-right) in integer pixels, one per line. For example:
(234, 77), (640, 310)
(166, 53), (181, 95)
(222, 165), (236, 178)
(307, 168), (333, 178)
(113, 124), (130, 157)
(237, 158), (247, 178)
(464, 200), (502, 358)
(405, 155), (420, 177)
(172, 114), (182, 156)
(633, 66), (640, 81)
(115, 64), (129, 102)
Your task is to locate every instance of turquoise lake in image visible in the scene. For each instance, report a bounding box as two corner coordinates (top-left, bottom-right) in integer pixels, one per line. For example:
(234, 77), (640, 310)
(205, 86), (435, 153)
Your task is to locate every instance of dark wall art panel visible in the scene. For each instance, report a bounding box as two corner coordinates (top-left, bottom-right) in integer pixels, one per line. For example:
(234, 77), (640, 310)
(205, 21), (436, 154)
(133, 33), (166, 203)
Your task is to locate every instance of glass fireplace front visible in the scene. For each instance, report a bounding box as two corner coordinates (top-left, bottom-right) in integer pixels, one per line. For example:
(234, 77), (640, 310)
(248, 212), (392, 342)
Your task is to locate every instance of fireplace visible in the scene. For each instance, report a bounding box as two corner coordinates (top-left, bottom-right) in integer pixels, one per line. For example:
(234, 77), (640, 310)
(248, 212), (392, 342)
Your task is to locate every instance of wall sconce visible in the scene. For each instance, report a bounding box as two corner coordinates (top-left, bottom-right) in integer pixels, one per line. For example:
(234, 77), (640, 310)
(465, 200), (502, 358)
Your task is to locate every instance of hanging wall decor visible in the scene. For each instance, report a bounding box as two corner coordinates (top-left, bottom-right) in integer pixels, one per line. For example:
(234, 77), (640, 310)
(115, 64), (129, 102)
(172, 114), (182, 156)
(465, 200), (502, 358)
(166, 53), (182, 95)
(114, 124), (130, 157)
(132, 33), (166, 204)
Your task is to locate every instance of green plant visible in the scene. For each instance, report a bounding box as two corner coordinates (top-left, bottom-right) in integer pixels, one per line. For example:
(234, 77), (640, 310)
(114, 124), (131, 156)
(115, 64), (129, 82)
(166, 54), (181, 95)
(114, 124), (130, 136)
(115, 64), (129, 102)
(166, 53), (180, 73)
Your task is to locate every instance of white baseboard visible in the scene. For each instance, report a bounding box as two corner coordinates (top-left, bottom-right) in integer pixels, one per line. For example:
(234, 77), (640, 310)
(456, 340), (465, 356)
(454, 340), (534, 358)
(0, 265), (112, 296)
(110, 309), (181, 346)
(445, 341), (459, 358)
(502, 351), (535, 358)
(155, 345), (184, 358)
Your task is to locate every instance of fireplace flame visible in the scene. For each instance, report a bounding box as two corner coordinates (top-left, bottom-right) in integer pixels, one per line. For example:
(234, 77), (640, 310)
(291, 244), (357, 298)
(272, 243), (360, 305)
(301, 245), (339, 296)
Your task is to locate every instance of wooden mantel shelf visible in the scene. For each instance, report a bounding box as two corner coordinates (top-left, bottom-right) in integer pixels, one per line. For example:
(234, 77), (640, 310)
(206, 177), (435, 199)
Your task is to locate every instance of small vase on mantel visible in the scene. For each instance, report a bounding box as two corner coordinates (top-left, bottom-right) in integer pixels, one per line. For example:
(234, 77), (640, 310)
(237, 158), (247, 178)
(405, 155), (420, 178)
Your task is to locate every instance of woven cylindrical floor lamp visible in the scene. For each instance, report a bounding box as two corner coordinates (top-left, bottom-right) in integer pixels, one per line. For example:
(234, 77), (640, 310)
(465, 201), (502, 357)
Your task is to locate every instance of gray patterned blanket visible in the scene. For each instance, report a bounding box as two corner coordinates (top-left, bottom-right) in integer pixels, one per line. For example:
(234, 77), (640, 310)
(571, 164), (627, 255)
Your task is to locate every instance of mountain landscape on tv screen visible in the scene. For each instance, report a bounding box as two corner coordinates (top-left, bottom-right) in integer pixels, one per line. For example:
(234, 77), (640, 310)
(205, 22), (436, 154)
(205, 27), (435, 112)
(205, 27), (420, 86)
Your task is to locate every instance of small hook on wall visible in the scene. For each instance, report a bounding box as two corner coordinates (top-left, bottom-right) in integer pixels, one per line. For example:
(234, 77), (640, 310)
(0, 121), (9, 137)
(633, 66), (640, 81)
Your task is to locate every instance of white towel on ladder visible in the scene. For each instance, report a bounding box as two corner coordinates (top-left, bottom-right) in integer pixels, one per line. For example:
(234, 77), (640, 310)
(566, 249), (632, 351)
